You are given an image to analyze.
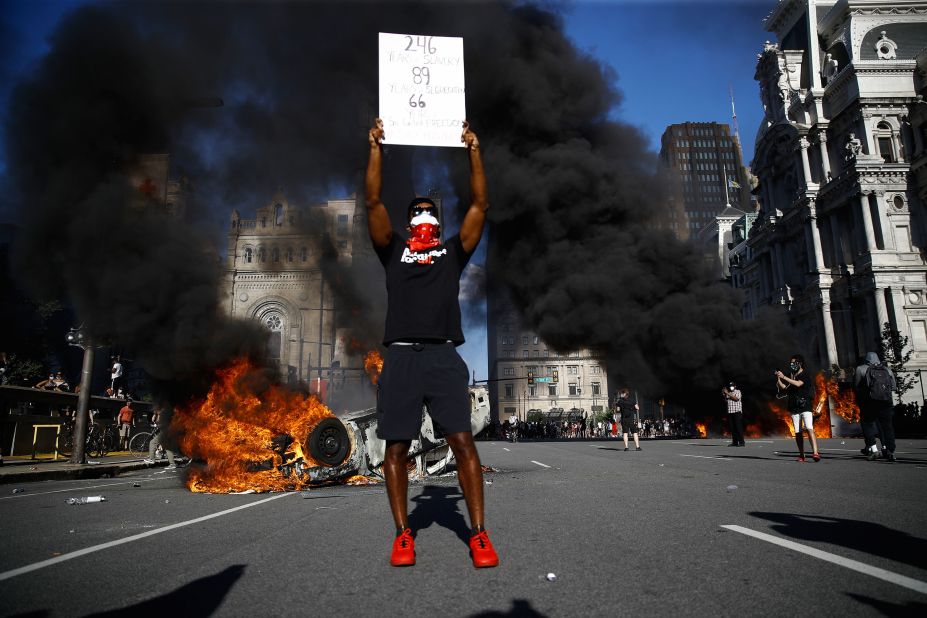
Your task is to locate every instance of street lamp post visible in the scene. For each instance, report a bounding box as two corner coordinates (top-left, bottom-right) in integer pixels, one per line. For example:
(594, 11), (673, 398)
(66, 328), (94, 464)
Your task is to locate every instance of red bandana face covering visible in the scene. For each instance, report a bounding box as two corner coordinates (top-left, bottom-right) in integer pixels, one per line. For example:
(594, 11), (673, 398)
(407, 213), (441, 252)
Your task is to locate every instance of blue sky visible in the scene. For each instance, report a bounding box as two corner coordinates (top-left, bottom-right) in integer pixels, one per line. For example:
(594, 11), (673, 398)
(1, 0), (779, 380)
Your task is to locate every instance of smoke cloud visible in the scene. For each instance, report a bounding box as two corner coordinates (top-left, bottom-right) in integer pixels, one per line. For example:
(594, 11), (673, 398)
(2, 1), (795, 407)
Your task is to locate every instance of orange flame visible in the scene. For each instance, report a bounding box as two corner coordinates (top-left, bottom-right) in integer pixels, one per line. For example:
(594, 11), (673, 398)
(173, 357), (336, 493)
(695, 422), (707, 438)
(364, 350), (384, 385)
(819, 372), (859, 424)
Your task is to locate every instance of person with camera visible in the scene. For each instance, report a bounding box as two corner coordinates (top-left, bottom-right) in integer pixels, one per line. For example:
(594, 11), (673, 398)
(722, 380), (744, 447)
(775, 355), (821, 462)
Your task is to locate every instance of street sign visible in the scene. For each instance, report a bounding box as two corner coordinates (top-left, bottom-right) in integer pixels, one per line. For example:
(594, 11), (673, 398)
(534, 377), (552, 383)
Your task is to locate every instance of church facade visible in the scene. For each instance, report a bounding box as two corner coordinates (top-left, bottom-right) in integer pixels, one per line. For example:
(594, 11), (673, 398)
(220, 192), (364, 405)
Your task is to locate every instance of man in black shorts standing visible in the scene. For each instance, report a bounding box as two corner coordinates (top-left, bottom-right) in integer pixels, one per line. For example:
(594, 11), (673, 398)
(366, 118), (498, 568)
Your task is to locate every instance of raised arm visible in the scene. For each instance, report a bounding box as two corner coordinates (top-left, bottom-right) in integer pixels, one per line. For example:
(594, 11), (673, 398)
(459, 121), (489, 254)
(365, 119), (392, 249)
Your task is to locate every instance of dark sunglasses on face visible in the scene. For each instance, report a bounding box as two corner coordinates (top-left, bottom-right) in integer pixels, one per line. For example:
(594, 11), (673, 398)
(411, 206), (436, 218)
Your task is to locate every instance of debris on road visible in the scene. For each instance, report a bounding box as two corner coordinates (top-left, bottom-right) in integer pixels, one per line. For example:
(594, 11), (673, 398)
(230, 489), (257, 495)
(67, 496), (106, 505)
(132, 483), (141, 487)
(12, 488), (25, 494)
(546, 573), (557, 582)
(485, 480), (493, 485)
(164, 499), (171, 504)
(726, 485), (738, 492)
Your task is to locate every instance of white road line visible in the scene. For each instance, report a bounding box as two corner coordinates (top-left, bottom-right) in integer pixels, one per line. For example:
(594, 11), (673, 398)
(748, 440), (775, 443)
(680, 454), (729, 461)
(531, 460), (551, 468)
(0, 477), (175, 501)
(722, 525), (927, 595)
(503, 448), (511, 452)
(0, 492), (294, 582)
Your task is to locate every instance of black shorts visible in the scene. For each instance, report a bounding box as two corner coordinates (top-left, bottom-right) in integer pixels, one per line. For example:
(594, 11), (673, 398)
(622, 416), (638, 433)
(376, 342), (471, 440)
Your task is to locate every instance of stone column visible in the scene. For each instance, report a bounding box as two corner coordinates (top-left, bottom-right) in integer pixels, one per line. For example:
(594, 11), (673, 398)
(798, 136), (813, 186)
(890, 288), (912, 342)
(874, 191), (894, 251)
(820, 290), (839, 367)
(809, 215), (826, 272)
(874, 288), (889, 332)
(859, 193), (877, 251)
(772, 243), (786, 289)
(818, 132), (832, 181)
(829, 214), (843, 266)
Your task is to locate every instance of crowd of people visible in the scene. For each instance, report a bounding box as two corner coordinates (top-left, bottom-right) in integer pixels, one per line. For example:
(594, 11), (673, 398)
(504, 415), (695, 441)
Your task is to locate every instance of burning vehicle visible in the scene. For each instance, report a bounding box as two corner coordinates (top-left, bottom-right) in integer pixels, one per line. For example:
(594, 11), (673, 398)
(175, 358), (490, 493)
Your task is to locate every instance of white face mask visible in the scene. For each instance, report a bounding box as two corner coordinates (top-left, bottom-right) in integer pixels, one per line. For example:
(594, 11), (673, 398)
(409, 212), (439, 227)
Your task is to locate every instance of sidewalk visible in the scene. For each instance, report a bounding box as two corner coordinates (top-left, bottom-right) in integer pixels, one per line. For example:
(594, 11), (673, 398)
(0, 452), (171, 485)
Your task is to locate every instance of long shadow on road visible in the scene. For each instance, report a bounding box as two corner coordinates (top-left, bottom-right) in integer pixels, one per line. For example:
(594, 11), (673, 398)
(751, 512), (927, 571)
(83, 564), (246, 618)
(846, 593), (927, 617)
(409, 484), (470, 546)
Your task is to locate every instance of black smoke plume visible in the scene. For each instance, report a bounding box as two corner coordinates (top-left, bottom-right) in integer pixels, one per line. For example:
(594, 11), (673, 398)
(2, 1), (795, 407)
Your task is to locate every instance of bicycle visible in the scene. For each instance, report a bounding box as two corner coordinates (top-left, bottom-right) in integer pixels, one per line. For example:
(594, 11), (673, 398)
(129, 427), (164, 460)
(85, 424), (110, 457)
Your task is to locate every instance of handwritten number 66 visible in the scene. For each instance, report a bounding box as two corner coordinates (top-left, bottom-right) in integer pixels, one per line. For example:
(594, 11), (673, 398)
(408, 94), (426, 108)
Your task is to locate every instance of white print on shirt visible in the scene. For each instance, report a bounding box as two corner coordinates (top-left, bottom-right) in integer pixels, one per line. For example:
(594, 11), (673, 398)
(401, 246), (447, 265)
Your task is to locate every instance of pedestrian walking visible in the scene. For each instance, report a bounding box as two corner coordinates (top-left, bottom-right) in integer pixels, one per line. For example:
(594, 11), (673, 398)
(365, 118), (497, 568)
(854, 351), (897, 462)
(616, 388), (641, 451)
(775, 354), (821, 462)
(722, 380), (745, 447)
(143, 406), (177, 469)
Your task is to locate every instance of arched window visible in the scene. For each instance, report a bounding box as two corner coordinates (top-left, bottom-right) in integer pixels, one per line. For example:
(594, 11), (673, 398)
(271, 247), (280, 263)
(286, 247), (294, 262)
(258, 247), (266, 262)
(263, 312), (284, 360)
(874, 121), (896, 163)
(275, 203), (284, 226)
(244, 247), (253, 263)
(301, 247), (308, 261)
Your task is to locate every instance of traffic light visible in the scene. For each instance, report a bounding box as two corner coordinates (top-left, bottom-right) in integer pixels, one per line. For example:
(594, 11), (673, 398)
(552, 370), (559, 384)
(527, 371), (535, 386)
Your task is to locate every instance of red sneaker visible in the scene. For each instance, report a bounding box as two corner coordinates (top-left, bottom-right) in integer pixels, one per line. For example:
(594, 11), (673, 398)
(469, 529), (499, 568)
(390, 529), (415, 567)
(796, 456), (806, 462)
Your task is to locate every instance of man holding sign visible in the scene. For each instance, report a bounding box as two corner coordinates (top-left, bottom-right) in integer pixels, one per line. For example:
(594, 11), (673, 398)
(366, 118), (497, 568)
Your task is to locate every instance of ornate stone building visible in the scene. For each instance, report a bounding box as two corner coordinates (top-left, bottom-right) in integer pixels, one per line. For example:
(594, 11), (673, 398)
(221, 192), (364, 405)
(487, 292), (609, 422)
(735, 0), (927, 390)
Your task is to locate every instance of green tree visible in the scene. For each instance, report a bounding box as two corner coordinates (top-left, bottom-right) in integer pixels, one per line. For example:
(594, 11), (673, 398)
(879, 322), (916, 402)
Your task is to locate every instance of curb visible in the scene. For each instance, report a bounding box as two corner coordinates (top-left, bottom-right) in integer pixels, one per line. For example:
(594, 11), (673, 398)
(0, 461), (167, 485)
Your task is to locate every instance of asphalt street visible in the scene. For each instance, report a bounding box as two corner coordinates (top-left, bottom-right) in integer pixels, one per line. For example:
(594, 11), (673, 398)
(0, 438), (925, 617)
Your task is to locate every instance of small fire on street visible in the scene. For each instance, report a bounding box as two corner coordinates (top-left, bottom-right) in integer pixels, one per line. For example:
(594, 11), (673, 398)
(173, 357), (336, 493)
(364, 350), (384, 385)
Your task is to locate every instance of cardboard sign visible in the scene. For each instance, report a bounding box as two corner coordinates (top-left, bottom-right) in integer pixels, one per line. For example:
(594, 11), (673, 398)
(378, 32), (466, 147)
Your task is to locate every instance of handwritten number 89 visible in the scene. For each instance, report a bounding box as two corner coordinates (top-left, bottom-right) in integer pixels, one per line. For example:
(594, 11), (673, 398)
(412, 67), (430, 85)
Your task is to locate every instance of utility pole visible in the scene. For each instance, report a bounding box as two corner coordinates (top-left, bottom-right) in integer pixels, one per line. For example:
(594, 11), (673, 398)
(66, 328), (94, 464)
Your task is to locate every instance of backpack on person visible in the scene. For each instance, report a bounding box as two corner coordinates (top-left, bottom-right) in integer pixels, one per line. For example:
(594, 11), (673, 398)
(865, 363), (893, 402)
